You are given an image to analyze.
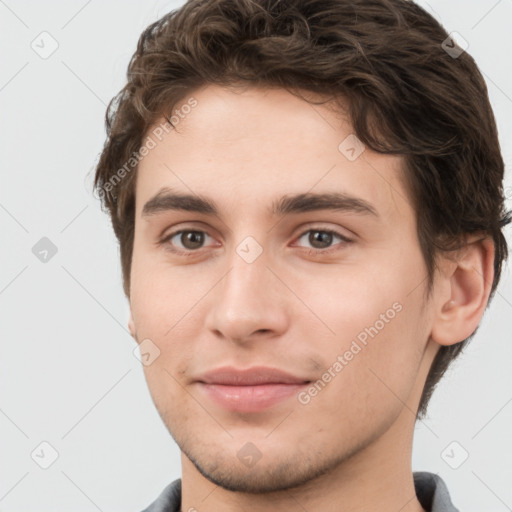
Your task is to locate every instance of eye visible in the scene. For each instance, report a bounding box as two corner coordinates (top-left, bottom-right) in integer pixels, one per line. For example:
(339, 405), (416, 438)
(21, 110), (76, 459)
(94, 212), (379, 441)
(161, 230), (216, 254)
(294, 228), (352, 253)
(159, 227), (352, 256)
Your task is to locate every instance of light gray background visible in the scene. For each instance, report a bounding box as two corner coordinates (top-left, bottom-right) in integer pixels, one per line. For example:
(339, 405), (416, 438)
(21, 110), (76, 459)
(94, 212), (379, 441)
(1, 1), (511, 511)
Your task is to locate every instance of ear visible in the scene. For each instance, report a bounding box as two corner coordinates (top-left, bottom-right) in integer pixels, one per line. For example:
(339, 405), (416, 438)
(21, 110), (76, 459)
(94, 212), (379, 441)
(430, 235), (495, 346)
(128, 309), (137, 341)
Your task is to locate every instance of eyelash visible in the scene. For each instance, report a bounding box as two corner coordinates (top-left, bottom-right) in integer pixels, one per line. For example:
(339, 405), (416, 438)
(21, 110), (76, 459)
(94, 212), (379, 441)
(159, 226), (353, 256)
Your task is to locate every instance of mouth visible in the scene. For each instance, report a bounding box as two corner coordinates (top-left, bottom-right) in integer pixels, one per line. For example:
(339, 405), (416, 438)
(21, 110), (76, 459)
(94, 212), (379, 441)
(195, 366), (311, 413)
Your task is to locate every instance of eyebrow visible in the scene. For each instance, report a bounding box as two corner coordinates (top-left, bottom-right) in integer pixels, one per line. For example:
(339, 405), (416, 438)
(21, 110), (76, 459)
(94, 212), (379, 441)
(141, 187), (379, 218)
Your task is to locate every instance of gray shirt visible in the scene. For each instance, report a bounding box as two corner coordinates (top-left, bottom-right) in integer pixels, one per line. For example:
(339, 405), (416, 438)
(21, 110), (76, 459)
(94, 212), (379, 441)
(141, 471), (459, 511)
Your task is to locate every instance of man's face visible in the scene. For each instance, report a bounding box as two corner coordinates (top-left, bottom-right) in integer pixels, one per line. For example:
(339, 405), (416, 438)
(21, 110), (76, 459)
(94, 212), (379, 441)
(129, 84), (437, 492)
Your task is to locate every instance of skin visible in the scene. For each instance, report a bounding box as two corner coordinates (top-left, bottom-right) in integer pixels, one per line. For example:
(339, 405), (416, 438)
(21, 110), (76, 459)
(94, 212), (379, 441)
(128, 84), (494, 512)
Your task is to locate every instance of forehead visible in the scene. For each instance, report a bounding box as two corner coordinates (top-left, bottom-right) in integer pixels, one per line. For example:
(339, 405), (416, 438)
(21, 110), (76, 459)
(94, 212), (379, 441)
(135, 84), (410, 221)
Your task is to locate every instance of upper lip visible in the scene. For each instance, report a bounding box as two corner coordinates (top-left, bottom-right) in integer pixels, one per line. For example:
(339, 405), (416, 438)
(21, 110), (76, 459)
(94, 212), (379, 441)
(196, 366), (311, 386)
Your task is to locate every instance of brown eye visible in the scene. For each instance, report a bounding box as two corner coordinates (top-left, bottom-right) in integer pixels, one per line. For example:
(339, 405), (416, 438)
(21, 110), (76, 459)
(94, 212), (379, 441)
(162, 230), (213, 253)
(179, 231), (205, 250)
(295, 228), (352, 253)
(308, 230), (334, 249)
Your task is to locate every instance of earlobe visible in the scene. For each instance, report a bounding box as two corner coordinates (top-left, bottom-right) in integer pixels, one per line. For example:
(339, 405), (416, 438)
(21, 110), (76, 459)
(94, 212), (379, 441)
(128, 310), (137, 341)
(430, 236), (495, 346)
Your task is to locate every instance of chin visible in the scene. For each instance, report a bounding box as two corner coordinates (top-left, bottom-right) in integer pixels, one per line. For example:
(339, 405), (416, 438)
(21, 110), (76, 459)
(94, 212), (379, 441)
(179, 435), (344, 495)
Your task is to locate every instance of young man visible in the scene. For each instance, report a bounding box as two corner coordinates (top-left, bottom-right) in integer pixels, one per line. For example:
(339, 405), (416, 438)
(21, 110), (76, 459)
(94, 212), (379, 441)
(94, 0), (510, 510)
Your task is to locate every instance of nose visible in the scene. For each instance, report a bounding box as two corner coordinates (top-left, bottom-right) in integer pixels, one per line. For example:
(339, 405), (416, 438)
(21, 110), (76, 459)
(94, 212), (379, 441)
(204, 246), (290, 345)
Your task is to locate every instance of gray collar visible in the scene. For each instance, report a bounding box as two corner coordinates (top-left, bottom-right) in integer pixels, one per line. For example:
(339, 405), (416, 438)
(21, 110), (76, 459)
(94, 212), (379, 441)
(141, 471), (459, 512)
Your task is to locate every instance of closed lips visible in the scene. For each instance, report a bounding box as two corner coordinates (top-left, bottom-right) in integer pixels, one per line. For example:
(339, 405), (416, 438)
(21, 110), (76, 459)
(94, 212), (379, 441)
(196, 366), (311, 386)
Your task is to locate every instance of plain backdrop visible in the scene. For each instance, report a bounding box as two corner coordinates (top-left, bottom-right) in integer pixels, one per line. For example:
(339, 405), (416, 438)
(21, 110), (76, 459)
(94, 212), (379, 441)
(1, 1), (511, 511)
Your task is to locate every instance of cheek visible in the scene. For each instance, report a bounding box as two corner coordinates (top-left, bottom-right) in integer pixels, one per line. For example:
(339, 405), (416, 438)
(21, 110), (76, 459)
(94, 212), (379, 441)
(129, 249), (208, 339)
(295, 259), (406, 343)
(299, 258), (428, 404)
(130, 256), (202, 405)
(297, 302), (425, 438)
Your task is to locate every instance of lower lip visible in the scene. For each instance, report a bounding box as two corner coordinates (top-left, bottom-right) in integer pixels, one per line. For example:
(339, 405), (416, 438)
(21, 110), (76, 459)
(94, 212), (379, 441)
(198, 382), (308, 412)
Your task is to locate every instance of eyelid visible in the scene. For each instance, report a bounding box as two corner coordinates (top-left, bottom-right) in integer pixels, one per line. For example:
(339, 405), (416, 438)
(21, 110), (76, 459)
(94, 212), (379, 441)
(292, 223), (354, 242)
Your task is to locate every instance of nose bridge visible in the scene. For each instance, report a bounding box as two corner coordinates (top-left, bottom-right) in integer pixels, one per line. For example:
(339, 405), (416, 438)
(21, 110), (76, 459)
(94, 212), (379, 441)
(205, 236), (288, 342)
(224, 244), (268, 306)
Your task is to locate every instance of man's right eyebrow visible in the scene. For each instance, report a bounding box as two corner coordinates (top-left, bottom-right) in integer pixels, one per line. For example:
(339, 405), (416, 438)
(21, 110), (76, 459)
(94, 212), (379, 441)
(142, 188), (217, 217)
(141, 188), (379, 218)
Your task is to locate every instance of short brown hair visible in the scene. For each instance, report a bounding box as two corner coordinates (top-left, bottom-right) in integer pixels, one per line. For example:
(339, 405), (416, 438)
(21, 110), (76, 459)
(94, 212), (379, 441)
(94, 0), (511, 419)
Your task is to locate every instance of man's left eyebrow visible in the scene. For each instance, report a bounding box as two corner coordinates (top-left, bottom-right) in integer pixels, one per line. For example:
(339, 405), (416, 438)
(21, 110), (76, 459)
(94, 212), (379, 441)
(272, 191), (379, 217)
(141, 188), (379, 218)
